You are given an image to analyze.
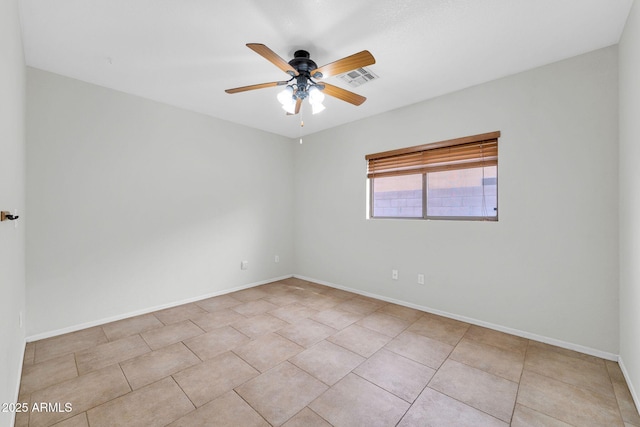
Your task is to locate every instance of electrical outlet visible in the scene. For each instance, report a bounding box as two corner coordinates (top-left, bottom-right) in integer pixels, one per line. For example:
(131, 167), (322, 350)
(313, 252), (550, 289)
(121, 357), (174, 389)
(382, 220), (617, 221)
(392, 269), (398, 280)
(275, 255), (280, 263)
(417, 274), (425, 285)
(240, 260), (248, 270)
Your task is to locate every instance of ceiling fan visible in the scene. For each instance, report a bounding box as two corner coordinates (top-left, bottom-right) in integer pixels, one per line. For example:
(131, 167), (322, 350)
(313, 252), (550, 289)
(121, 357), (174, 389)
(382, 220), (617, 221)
(225, 43), (375, 115)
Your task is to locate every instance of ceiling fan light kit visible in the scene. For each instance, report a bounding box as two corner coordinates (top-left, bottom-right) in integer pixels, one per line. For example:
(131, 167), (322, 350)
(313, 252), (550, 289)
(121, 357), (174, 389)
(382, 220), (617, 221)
(225, 44), (375, 116)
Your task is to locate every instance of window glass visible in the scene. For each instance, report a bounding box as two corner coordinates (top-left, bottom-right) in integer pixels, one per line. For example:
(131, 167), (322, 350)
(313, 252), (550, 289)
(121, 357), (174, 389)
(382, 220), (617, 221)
(426, 166), (497, 218)
(372, 174), (423, 218)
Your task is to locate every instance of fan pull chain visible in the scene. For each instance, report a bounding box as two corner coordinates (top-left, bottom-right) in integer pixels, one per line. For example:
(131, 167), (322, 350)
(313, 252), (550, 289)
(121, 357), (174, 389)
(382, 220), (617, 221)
(299, 113), (304, 144)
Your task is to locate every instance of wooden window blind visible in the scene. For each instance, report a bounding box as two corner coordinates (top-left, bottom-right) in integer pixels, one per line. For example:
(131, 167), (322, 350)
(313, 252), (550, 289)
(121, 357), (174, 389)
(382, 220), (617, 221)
(366, 131), (500, 179)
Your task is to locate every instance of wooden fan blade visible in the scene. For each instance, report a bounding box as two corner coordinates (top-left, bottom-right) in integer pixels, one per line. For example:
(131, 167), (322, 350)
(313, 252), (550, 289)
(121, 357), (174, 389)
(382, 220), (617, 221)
(286, 98), (303, 115)
(313, 50), (375, 79)
(247, 43), (298, 76)
(321, 83), (367, 106)
(225, 81), (288, 94)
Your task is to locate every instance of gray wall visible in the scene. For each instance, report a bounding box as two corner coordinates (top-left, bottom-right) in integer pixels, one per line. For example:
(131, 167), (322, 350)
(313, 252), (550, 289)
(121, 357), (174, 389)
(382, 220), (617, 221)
(0, 0), (26, 425)
(294, 46), (619, 355)
(619, 0), (640, 411)
(26, 69), (295, 336)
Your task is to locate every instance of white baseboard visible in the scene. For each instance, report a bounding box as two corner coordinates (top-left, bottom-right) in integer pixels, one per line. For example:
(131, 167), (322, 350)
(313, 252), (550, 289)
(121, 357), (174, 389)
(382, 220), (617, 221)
(618, 356), (640, 416)
(25, 271), (621, 362)
(26, 275), (293, 342)
(293, 274), (619, 362)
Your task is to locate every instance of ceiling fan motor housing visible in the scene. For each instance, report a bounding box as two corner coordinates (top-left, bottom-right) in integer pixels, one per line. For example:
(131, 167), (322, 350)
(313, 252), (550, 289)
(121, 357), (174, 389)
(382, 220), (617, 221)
(287, 50), (320, 100)
(289, 50), (318, 74)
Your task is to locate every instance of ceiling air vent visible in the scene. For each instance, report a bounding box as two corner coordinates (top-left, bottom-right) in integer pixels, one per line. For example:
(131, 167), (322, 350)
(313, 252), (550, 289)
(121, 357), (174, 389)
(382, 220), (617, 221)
(337, 67), (379, 88)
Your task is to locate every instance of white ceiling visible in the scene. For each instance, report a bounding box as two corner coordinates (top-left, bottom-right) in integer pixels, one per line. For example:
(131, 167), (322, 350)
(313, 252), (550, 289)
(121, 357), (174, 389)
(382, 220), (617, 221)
(19, 0), (633, 138)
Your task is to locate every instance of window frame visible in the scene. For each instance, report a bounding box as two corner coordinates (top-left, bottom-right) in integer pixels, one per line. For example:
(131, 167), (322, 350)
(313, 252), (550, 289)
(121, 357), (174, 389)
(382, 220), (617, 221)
(366, 131), (500, 221)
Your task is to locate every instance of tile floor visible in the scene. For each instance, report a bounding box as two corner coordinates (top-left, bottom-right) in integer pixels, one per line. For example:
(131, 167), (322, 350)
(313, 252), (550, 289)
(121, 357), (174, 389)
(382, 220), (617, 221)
(14, 278), (640, 427)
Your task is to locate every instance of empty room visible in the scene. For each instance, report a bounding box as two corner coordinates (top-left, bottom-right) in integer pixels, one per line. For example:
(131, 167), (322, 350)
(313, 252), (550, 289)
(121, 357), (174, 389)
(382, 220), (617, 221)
(2, 0), (640, 426)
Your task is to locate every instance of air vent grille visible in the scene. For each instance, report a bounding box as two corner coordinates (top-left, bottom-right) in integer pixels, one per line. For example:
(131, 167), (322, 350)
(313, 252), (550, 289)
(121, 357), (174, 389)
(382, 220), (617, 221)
(337, 67), (379, 88)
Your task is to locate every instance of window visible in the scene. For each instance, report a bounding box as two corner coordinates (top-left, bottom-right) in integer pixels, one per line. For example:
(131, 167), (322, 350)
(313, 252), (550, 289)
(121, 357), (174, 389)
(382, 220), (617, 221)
(366, 131), (499, 220)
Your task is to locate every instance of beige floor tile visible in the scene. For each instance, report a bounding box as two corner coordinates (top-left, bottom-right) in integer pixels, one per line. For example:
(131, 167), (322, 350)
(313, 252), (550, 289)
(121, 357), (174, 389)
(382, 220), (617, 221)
(34, 327), (108, 364)
(101, 313), (163, 342)
(87, 377), (193, 427)
(511, 404), (573, 427)
(154, 303), (207, 325)
(322, 288), (357, 301)
(375, 303), (423, 322)
(189, 309), (246, 332)
(429, 359), (518, 423)
(20, 353), (78, 395)
(298, 294), (343, 311)
(277, 318), (337, 347)
(517, 370), (624, 426)
(230, 287), (269, 302)
(328, 324), (391, 358)
(140, 320), (204, 350)
(269, 303), (319, 323)
(607, 360), (628, 384)
(173, 351), (259, 407)
(183, 325), (250, 360)
(194, 294), (242, 312)
(290, 340), (365, 386)
(120, 342), (200, 389)
(528, 340), (606, 365)
(233, 333), (303, 372)
(301, 281), (332, 293)
(167, 391), (269, 427)
(23, 342), (36, 366)
(299, 284), (328, 296)
(463, 325), (528, 356)
(231, 299), (279, 316)
(286, 289), (314, 301)
(524, 344), (614, 397)
(357, 312), (411, 337)
(29, 364), (130, 427)
(311, 308), (363, 330)
(287, 281), (326, 293)
(51, 412), (89, 426)
(282, 408), (332, 427)
(335, 298), (381, 315)
(407, 313), (470, 346)
(449, 337), (524, 382)
(264, 293), (307, 306)
(236, 362), (328, 426)
(354, 295), (388, 307)
(385, 331), (453, 369)
(75, 334), (151, 375)
(354, 348), (435, 403)
(398, 387), (508, 427)
(259, 282), (292, 294)
(14, 408), (29, 427)
(309, 373), (409, 427)
(279, 277), (310, 287)
(606, 361), (640, 426)
(231, 313), (289, 338)
(19, 280), (636, 427)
